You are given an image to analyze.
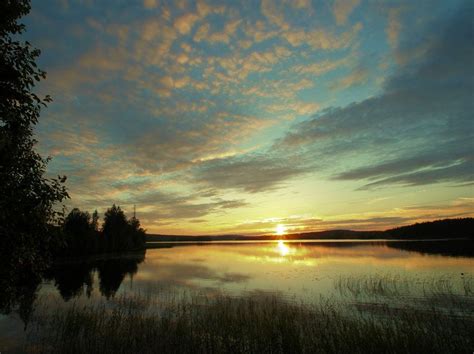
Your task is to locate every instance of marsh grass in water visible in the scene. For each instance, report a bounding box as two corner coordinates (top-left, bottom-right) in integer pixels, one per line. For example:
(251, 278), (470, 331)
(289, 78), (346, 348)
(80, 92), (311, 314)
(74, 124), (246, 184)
(25, 276), (474, 354)
(334, 273), (474, 319)
(334, 273), (474, 297)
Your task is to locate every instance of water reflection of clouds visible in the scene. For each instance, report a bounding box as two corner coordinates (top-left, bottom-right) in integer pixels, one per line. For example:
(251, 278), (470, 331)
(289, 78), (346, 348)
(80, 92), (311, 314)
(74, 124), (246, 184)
(42, 242), (474, 305)
(134, 262), (251, 288)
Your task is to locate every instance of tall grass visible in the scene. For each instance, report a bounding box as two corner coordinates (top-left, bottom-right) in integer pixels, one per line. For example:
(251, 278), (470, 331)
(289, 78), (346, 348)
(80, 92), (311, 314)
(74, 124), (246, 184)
(26, 285), (473, 354)
(334, 273), (474, 317)
(334, 273), (474, 297)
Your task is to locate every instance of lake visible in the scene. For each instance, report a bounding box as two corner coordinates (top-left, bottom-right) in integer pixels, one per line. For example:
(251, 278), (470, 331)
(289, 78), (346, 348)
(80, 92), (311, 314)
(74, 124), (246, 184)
(1, 239), (473, 352)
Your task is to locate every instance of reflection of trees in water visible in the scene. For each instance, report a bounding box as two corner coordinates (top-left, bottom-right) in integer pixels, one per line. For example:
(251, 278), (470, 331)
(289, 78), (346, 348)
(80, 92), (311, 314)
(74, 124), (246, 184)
(45, 263), (94, 301)
(0, 266), (41, 329)
(0, 252), (145, 329)
(387, 240), (474, 258)
(45, 252), (146, 301)
(97, 257), (142, 299)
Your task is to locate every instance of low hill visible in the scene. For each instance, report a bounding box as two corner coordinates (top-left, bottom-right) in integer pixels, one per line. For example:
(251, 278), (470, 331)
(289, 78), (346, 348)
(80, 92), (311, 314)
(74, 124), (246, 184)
(147, 218), (473, 242)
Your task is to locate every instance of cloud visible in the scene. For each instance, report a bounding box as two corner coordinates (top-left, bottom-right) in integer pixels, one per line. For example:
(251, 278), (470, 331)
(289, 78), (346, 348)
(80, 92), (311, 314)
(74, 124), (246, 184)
(231, 215), (413, 234)
(29, 0), (473, 235)
(329, 66), (368, 90)
(242, 78), (314, 99)
(194, 154), (310, 193)
(209, 19), (241, 43)
(348, 157), (473, 190)
(386, 8), (402, 49)
(227, 197), (474, 234)
(265, 101), (320, 116)
(193, 22), (210, 41)
(174, 13), (200, 34)
(131, 190), (249, 220)
(279, 4), (474, 189)
(282, 23), (362, 50)
(194, 19), (241, 44)
(126, 112), (275, 173)
(196, 0), (226, 17)
(287, 0), (312, 10)
(333, 0), (360, 26)
(261, 0), (290, 30)
(202, 45), (293, 84)
(242, 20), (278, 43)
(143, 0), (157, 9)
(291, 57), (351, 76)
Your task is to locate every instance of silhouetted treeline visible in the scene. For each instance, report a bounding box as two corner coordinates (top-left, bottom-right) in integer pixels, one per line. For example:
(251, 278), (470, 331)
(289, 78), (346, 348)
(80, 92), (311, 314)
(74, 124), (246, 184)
(385, 218), (474, 239)
(59, 204), (146, 256)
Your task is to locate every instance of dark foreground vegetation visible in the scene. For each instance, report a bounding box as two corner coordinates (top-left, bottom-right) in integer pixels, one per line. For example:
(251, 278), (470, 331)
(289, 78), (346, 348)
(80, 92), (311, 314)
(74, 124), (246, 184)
(26, 276), (474, 354)
(0, 203), (146, 326)
(1, 0), (70, 322)
(0, 1), (145, 319)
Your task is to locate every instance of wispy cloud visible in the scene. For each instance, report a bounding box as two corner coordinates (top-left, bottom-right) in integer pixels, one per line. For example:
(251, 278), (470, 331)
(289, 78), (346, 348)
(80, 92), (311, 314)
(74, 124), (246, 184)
(279, 4), (474, 189)
(194, 154), (311, 193)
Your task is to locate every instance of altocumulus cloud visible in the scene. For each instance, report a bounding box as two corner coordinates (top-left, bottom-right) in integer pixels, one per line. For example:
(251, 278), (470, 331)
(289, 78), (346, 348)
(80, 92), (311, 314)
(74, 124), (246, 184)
(27, 0), (474, 233)
(279, 4), (474, 189)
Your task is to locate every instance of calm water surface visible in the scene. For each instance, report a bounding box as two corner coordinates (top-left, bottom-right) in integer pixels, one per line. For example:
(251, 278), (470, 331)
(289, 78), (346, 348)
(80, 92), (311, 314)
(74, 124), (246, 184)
(1, 239), (473, 351)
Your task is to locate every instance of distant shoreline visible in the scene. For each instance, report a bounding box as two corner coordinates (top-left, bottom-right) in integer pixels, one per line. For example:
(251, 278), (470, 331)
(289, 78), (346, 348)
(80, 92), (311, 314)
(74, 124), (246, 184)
(146, 237), (472, 246)
(147, 217), (474, 243)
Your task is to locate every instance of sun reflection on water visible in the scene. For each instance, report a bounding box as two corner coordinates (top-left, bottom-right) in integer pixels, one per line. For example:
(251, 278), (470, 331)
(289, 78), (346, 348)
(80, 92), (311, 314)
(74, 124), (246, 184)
(277, 240), (290, 256)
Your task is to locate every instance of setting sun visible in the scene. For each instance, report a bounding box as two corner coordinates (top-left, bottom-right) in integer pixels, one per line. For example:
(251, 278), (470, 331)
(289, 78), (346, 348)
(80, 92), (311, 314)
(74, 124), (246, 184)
(275, 224), (286, 236)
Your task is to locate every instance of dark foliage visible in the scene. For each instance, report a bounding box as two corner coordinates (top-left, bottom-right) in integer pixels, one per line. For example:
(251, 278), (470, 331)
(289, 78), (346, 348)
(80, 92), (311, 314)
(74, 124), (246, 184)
(62, 208), (98, 254)
(385, 218), (474, 239)
(60, 205), (146, 256)
(103, 204), (146, 252)
(0, 0), (68, 318)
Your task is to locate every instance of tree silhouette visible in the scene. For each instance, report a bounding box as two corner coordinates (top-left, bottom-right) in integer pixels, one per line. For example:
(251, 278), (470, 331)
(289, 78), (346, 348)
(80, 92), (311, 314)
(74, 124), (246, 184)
(58, 205), (146, 255)
(129, 214), (146, 250)
(0, 0), (68, 315)
(63, 208), (96, 254)
(102, 204), (146, 252)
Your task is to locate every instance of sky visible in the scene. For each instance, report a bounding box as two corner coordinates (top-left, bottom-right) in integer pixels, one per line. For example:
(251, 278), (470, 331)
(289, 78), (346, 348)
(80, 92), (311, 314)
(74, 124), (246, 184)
(24, 0), (473, 235)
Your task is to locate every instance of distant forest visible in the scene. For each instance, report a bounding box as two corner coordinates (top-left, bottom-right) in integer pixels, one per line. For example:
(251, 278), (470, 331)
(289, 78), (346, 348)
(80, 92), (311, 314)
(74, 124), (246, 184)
(384, 218), (474, 239)
(147, 218), (474, 242)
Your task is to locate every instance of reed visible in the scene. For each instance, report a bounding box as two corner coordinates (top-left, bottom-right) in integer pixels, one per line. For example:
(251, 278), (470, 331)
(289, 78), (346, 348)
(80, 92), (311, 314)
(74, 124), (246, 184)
(26, 283), (473, 354)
